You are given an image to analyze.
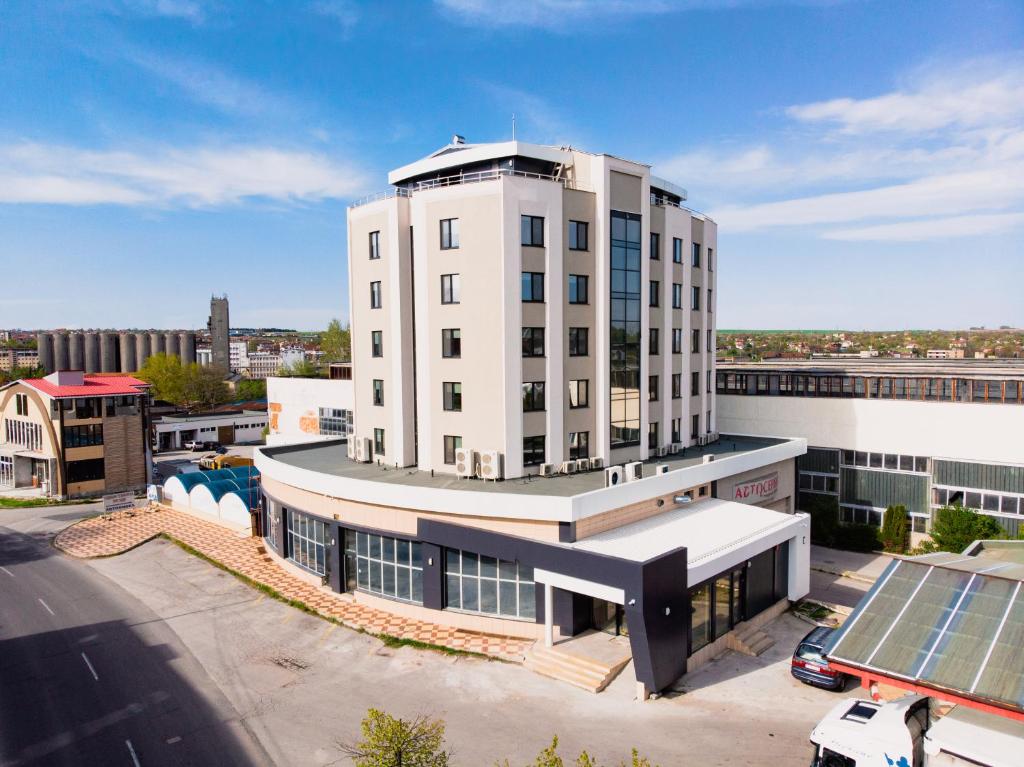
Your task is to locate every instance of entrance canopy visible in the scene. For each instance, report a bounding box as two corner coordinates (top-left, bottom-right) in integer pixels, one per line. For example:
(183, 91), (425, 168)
(571, 498), (807, 587)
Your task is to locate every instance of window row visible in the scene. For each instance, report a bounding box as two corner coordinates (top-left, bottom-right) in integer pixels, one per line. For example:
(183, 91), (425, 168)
(318, 407), (352, 437)
(717, 373), (1024, 404)
(521, 327), (590, 357)
(63, 423), (104, 448)
(446, 549), (535, 620)
(288, 511), (329, 576)
(841, 451), (929, 473)
(933, 487), (1024, 516)
(799, 473), (838, 494)
(3, 419), (42, 452)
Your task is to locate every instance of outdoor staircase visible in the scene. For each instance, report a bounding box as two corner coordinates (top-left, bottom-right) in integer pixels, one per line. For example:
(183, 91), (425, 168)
(728, 621), (776, 657)
(525, 641), (631, 693)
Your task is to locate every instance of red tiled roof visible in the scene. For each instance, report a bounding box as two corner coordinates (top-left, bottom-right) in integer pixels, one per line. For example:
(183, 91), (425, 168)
(23, 375), (151, 399)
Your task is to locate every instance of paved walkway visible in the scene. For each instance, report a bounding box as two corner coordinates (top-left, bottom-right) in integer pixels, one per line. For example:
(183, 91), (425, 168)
(810, 545), (892, 584)
(55, 504), (532, 662)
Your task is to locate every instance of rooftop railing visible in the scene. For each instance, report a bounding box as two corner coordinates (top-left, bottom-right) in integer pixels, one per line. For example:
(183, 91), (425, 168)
(351, 168), (588, 208)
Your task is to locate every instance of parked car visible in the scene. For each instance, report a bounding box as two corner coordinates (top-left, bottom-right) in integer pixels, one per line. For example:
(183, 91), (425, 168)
(213, 445), (228, 454)
(791, 626), (847, 690)
(184, 440), (203, 451)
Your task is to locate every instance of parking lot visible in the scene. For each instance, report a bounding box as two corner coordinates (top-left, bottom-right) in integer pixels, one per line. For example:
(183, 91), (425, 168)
(152, 443), (257, 483)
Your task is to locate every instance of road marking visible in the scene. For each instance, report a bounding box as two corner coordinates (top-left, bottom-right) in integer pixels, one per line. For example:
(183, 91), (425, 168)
(316, 623), (337, 648)
(0, 566), (13, 577)
(126, 739), (141, 767)
(81, 652), (99, 681)
(38, 598), (55, 616)
(166, 736), (181, 745)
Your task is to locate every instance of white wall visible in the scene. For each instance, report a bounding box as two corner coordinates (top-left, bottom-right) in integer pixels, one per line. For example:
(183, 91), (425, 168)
(717, 395), (1024, 465)
(267, 376), (354, 446)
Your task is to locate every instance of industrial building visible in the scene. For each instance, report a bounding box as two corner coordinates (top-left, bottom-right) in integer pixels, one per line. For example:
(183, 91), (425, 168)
(152, 410), (268, 451)
(716, 358), (1024, 539)
(0, 371), (151, 498)
(231, 139), (813, 696)
(34, 329), (197, 374)
(266, 374), (354, 446)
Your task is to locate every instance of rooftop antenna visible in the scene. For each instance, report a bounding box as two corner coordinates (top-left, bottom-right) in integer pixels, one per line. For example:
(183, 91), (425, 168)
(512, 113), (516, 141)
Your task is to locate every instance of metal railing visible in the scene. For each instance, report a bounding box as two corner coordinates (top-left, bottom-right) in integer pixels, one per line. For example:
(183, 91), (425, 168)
(350, 168), (588, 208)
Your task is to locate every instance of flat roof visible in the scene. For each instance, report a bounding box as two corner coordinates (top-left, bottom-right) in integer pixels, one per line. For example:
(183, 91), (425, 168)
(570, 497), (800, 565)
(261, 434), (789, 499)
(717, 358), (1024, 380)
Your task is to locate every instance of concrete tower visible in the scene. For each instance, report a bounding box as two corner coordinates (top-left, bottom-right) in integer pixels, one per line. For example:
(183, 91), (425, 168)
(208, 295), (230, 372)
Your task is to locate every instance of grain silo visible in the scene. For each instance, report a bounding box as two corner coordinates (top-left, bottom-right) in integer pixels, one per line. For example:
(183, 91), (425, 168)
(164, 331), (180, 360)
(68, 332), (84, 370)
(84, 332), (100, 373)
(150, 331), (165, 356)
(100, 332), (119, 373)
(119, 332), (137, 372)
(179, 331), (196, 365)
(135, 333), (152, 368)
(52, 332), (70, 372)
(36, 332), (54, 373)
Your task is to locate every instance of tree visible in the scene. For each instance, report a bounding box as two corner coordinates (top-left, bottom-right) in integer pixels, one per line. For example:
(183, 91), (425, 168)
(880, 504), (909, 554)
(342, 708), (451, 767)
(137, 353), (186, 404)
(235, 379), (267, 401)
(278, 358), (321, 377)
(320, 318), (351, 362)
(928, 504), (1004, 553)
(137, 354), (229, 412)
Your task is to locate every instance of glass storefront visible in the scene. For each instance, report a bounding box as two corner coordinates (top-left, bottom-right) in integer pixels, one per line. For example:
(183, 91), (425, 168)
(344, 530), (423, 604)
(690, 567), (746, 655)
(445, 549), (535, 620)
(287, 510), (328, 576)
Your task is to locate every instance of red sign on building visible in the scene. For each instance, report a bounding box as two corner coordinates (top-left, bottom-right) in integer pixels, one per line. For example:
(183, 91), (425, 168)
(733, 472), (779, 502)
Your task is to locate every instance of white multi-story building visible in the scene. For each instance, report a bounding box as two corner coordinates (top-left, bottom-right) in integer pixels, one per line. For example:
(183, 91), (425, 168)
(347, 138), (717, 479)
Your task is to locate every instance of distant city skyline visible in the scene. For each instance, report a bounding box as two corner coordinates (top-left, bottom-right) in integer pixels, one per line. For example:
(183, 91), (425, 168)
(0, 0), (1022, 331)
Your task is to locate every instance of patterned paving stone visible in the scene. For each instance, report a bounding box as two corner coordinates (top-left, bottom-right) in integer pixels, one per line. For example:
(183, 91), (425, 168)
(54, 505), (531, 662)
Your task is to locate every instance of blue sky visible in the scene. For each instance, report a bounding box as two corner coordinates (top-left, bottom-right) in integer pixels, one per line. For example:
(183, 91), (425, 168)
(1, 0), (1022, 331)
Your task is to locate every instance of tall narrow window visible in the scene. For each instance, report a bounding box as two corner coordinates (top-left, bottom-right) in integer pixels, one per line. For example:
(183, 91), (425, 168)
(691, 329), (700, 353)
(441, 274), (460, 304)
(691, 414), (699, 439)
(707, 288), (713, 313)
(568, 431), (589, 460)
(522, 327), (545, 357)
(521, 272), (545, 302)
(649, 280), (660, 307)
(672, 373), (682, 399)
(371, 331), (383, 357)
(692, 371), (699, 395)
(649, 375), (659, 402)
(568, 274), (589, 304)
(442, 328), (461, 358)
(569, 379), (589, 408)
(370, 281), (382, 309)
(442, 382), (462, 411)
(691, 242), (701, 267)
(707, 329), (713, 352)
(523, 435), (545, 466)
(691, 286), (700, 311)
(672, 283), (682, 309)
(673, 237), (683, 264)
(650, 232), (660, 260)
(369, 231), (380, 259)
(522, 382), (545, 412)
(649, 327), (659, 355)
(440, 218), (459, 249)
(521, 215), (544, 246)
(569, 220), (589, 251)
(569, 327), (588, 357)
(372, 378), (384, 406)
(672, 417), (681, 443)
(672, 328), (683, 354)
(708, 247), (713, 271)
(374, 428), (385, 456)
(443, 435), (462, 465)
(610, 210), (642, 448)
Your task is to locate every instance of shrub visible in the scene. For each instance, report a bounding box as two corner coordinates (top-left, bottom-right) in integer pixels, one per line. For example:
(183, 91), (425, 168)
(342, 709), (451, 767)
(929, 505), (1005, 553)
(834, 523), (881, 553)
(880, 504), (909, 554)
(800, 492), (840, 547)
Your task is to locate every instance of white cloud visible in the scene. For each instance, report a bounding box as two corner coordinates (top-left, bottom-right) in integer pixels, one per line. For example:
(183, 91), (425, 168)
(822, 213), (1024, 242)
(103, 0), (205, 23)
(0, 142), (369, 207)
(476, 82), (578, 145)
(311, 0), (360, 35)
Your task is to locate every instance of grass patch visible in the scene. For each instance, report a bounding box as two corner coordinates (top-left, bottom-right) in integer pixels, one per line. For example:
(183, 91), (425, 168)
(159, 534), (488, 660)
(794, 600), (834, 622)
(0, 496), (98, 509)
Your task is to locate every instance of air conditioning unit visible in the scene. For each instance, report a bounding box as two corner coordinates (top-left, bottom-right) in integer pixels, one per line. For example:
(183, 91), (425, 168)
(670, 442), (682, 454)
(656, 464), (670, 476)
(590, 457), (605, 470)
(539, 463), (556, 477)
(710, 431), (720, 442)
(561, 460), (578, 475)
(624, 461), (643, 481)
(697, 435), (708, 446)
(656, 446), (669, 457)
(604, 465), (624, 487)
(477, 450), (503, 481)
(346, 438), (356, 460)
(703, 454), (716, 464)
(455, 447), (476, 478)
(576, 458), (591, 472)
(356, 437), (372, 462)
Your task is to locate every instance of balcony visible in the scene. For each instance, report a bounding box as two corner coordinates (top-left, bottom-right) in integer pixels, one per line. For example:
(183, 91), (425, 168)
(351, 168), (589, 208)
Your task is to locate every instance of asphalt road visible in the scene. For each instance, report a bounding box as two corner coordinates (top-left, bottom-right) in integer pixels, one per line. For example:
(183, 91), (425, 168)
(0, 505), (269, 766)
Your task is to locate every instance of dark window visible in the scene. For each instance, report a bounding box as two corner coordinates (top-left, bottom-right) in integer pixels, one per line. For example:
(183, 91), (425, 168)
(522, 272), (545, 302)
(649, 375), (659, 402)
(440, 218), (459, 249)
(63, 424), (104, 448)
(369, 231), (380, 259)
(523, 435), (545, 466)
(442, 329), (461, 358)
(522, 327), (545, 357)
(650, 232), (660, 260)
(648, 421), (659, 450)
(568, 431), (589, 460)
(649, 280), (660, 307)
(649, 327), (659, 355)
(707, 369), (712, 393)
(691, 413), (699, 439)
(569, 327), (589, 356)
(441, 274), (460, 304)
(708, 247), (713, 271)
(371, 331), (383, 357)
(67, 458), (104, 483)
(672, 373), (682, 399)
(568, 274), (589, 304)
(443, 382), (462, 411)
(610, 210), (642, 448)
(707, 329), (713, 351)
(521, 215), (544, 246)
(522, 382), (545, 412)
(672, 283), (682, 309)
(672, 328), (683, 354)
(691, 285), (700, 311)
(691, 242), (701, 267)
(673, 237), (683, 264)
(691, 328), (700, 353)
(372, 379), (384, 406)
(443, 435), (462, 465)
(569, 220), (589, 251)
(569, 379), (589, 408)
(370, 281), (382, 309)
(373, 428), (385, 456)
(671, 417), (681, 443)
(692, 370), (700, 396)
(707, 288), (713, 312)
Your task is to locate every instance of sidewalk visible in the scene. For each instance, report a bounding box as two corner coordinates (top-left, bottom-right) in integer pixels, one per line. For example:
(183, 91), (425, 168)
(55, 504), (532, 662)
(810, 544), (893, 585)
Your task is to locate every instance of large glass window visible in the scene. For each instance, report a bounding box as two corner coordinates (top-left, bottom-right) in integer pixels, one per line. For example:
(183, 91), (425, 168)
(569, 327), (589, 356)
(521, 215), (544, 246)
(568, 274), (589, 304)
(610, 210), (642, 448)
(445, 549), (535, 620)
(690, 583), (711, 653)
(347, 530), (423, 604)
(67, 458), (104, 483)
(522, 382), (545, 412)
(569, 431), (589, 460)
(63, 423), (104, 448)
(522, 327), (545, 357)
(288, 511), (328, 576)
(569, 379), (589, 408)
(522, 272), (545, 302)
(523, 435), (545, 466)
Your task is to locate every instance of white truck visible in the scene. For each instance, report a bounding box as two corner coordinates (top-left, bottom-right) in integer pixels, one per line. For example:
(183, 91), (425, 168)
(809, 694), (1024, 767)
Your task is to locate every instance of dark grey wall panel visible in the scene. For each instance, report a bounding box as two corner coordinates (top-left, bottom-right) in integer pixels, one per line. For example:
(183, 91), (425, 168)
(841, 467), (929, 513)
(799, 447), (840, 475)
(933, 459), (1024, 494)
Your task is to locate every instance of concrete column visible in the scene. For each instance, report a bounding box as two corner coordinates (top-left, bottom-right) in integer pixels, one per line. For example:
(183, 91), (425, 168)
(544, 582), (554, 647)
